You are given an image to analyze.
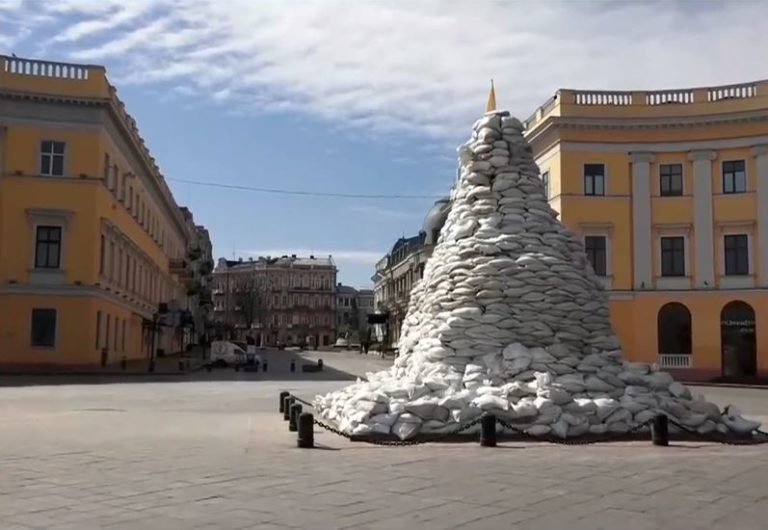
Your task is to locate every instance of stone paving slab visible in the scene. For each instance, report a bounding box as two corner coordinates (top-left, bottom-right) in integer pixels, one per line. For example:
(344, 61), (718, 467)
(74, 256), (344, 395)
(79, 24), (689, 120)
(0, 376), (766, 529)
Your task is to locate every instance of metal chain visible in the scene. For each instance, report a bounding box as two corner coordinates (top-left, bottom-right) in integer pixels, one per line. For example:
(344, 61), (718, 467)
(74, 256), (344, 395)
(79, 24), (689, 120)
(290, 393), (768, 446)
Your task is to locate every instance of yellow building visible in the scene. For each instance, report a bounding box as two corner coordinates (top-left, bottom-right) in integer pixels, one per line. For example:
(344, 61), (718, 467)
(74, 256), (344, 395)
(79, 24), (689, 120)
(0, 55), (212, 370)
(525, 79), (768, 381)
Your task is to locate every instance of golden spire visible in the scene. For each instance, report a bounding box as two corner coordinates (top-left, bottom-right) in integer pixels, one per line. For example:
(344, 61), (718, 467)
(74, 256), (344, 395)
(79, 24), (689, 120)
(485, 79), (496, 112)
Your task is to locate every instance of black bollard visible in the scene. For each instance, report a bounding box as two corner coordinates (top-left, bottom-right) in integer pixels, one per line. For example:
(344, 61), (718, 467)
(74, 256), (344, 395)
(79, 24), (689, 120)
(289, 403), (302, 432)
(317, 359), (323, 371)
(206, 363), (212, 372)
(263, 360), (268, 372)
(298, 412), (314, 448)
(652, 414), (669, 446)
(290, 360), (296, 372)
(178, 359), (184, 371)
(279, 391), (289, 413)
(121, 357), (127, 370)
(480, 414), (497, 447)
(283, 396), (294, 421)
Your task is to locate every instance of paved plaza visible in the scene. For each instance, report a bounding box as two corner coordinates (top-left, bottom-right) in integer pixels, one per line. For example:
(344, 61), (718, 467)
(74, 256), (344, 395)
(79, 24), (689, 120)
(1, 352), (767, 529)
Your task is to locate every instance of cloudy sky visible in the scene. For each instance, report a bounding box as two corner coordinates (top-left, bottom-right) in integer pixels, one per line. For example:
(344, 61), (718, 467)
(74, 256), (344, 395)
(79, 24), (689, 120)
(1, 0), (767, 286)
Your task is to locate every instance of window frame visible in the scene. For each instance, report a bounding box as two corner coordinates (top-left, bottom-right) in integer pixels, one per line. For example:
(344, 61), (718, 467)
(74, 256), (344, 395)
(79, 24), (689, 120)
(722, 160), (747, 194)
(30, 308), (57, 348)
(660, 236), (686, 277)
(34, 225), (62, 269)
(584, 235), (607, 277)
(541, 170), (550, 199)
(723, 233), (749, 276)
(659, 163), (683, 197)
(40, 140), (66, 177)
(583, 163), (605, 196)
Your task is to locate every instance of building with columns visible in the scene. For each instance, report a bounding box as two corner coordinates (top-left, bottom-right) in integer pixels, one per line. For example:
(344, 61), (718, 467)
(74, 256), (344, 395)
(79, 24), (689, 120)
(525, 79), (768, 381)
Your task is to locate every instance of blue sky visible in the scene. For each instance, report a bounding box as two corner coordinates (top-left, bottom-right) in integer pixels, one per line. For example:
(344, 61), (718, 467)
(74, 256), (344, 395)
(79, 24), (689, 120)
(1, 0), (766, 287)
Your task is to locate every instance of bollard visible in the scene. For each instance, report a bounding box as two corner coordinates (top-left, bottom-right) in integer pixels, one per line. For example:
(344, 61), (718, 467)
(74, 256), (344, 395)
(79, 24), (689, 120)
(289, 403), (303, 432)
(652, 414), (669, 446)
(479, 414), (497, 447)
(263, 360), (268, 372)
(290, 360), (296, 372)
(206, 363), (212, 372)
(279, 391), (290, 413)
(317, 359), (323, 371)
(283, 396), (294, 421)
(298, 412), (314, 448)
(120, 356), (127, 370)
(178, 359), (184, 371)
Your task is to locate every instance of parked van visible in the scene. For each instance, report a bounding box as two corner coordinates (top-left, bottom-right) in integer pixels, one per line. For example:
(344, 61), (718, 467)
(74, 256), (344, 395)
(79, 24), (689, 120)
(210, 341), (247, 366)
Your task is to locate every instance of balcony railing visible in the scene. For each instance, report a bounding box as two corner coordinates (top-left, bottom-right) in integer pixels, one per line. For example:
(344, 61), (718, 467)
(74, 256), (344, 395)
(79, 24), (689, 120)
(657, 353), (692, 369)
(708, 81), (758, 102)
(3, 56), (90, 80)
(573, 90), (633, 106)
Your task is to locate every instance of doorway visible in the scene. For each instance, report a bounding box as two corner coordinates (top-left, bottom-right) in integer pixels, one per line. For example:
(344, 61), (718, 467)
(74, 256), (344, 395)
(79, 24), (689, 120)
(720, 301), (756, 377)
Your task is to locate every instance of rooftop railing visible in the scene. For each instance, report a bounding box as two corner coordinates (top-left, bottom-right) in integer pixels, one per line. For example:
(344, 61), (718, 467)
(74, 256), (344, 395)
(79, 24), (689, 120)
(3, 56), (92, 80)
(525, 79), (766, 130)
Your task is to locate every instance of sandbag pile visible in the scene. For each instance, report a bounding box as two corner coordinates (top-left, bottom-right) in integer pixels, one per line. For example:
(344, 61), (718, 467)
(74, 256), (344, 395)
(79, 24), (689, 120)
(315, 111), (761, 440)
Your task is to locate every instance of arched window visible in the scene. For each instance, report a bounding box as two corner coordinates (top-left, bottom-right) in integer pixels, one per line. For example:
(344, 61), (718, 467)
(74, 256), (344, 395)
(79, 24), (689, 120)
(720, 301), (756, 377)
(657, 302), (692, 354)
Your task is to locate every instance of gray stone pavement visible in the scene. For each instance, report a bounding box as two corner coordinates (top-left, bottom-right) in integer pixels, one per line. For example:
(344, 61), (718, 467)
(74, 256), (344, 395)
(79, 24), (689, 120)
(1, 355), (767, 529)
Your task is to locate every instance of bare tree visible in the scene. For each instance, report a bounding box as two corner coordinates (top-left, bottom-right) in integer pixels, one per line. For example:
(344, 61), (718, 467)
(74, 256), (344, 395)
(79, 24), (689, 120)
(233, 274), (269, 338)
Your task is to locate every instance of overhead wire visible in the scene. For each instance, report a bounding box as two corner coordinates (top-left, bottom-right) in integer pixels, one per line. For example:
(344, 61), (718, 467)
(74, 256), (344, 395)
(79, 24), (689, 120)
(166, 177), (440, 200)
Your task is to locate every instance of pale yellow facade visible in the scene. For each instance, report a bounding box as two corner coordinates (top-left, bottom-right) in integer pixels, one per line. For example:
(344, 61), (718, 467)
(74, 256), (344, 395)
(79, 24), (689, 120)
(526, 80), (768, 380)
(0, 55), (209, 369)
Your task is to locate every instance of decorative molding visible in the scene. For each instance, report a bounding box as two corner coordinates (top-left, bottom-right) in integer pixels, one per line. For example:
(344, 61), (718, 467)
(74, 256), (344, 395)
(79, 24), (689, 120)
(688, 150), (717, 161)
(629, 152), (655, 163)
(752, 144), (768, 157)
(557, 135), (768, 154)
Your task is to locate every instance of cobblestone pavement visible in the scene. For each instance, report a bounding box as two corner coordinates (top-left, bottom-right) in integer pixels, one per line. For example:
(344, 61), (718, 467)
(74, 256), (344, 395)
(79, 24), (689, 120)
(1, 362), (767, 529)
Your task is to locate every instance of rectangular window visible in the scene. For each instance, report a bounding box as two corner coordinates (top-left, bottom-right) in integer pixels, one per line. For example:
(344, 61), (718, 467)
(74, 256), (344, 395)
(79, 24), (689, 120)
(541, 171), (550, 199)
(95, 311), (102, 349)
(105, 314), (111, 349)
(660, 236), (686, 277)
(583, 164), (605, 196)
(659, 164), (683, 196)
(104, 153), (111, 180)
(584, 236), (607, 276)
(99, 235), (105, 275)
(128, 186), (133, 209)
(122, 319), (127, 352)
(35, 226), (62, 269)
(723, 160), (746, 194)
(724, 234), (749, 276)
(114, 317), (119, 351)
(31, 308), (56, 347)
(109, 241), (115, 280)
(40, 140), (65, 176)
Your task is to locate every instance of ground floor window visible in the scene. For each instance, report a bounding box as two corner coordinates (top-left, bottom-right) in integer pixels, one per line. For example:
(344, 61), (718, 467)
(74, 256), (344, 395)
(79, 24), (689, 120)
(721, 301), (756, 377)
(31, 308), (56, 347)
(657, 302), (691, 354)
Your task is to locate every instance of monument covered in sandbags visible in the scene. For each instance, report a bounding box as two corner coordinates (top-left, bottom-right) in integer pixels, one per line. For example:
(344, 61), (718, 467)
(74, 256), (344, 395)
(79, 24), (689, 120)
(315, 94), (761, 440)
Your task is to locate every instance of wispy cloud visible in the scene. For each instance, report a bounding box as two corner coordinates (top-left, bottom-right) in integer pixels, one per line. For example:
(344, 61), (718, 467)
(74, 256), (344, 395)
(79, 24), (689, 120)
(4, 1), (767, 140)
(346, 205), (422, 220)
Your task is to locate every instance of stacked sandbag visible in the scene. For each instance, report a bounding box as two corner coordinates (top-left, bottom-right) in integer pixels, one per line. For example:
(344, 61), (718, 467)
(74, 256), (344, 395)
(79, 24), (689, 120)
(315, 111), (761, 440)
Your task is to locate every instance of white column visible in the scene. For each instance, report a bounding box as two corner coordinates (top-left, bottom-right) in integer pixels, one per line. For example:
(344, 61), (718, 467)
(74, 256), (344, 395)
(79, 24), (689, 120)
(689, 150), (716, 288)
(754, 144), (768, 286)
(630, 152), (653, 289)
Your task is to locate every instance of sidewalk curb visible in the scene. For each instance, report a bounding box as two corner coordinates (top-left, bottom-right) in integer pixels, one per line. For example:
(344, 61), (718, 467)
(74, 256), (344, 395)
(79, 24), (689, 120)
(683, 381), (768, 390)
(0, 362), (208, 377)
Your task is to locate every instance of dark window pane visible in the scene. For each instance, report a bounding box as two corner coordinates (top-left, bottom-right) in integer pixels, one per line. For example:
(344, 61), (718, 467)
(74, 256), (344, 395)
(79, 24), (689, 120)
(723, 160), (746, 194)
(41, 140), (52, 153)
(41, 154), (51, 175)
(724, 234), (749, 275)
(31, 308), (56, 347)
(35, 226), (61, 269)
(51, 155), (64, 176)
(584, 164), (605, 196)
(585, 236), (607, 276)
(661, 236), (685, 277)
(657, 303), (692, 354)
(53, 141), (65, 154)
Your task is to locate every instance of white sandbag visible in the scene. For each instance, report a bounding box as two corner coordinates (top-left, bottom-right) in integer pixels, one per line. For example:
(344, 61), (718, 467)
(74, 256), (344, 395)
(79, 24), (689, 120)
(472, 394), (509, 411)
(392, 421), (421, 440)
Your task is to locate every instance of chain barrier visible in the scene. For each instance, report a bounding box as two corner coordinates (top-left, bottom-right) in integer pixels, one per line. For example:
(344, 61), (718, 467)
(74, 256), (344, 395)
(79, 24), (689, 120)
(288, 393), (768, 446)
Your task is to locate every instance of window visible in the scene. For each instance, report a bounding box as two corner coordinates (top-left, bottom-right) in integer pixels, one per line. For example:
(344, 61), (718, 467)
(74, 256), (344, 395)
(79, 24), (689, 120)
(659, 164), (683, 196)
(104, 153), (111, 180)
(35, 226), (62, 269)
(122, 320), (126, 352)
(541, 171), (550, 199)
(95, 311), (102, 349)
(584, 236), (607, 276)
(584, 164), (605, 196)
(722, 160), (746, 194)
(113, 317), (119, 351)
(109, 241), (115, 280)
(724, 234), (749, 276)
(661, 236), (685, 277)
(99, 235), (105, 275)
(31, 308), (56, 347)
(40, 141), (65, 176)
(657, 303), (691, 354)
(105, 314), (111, 349)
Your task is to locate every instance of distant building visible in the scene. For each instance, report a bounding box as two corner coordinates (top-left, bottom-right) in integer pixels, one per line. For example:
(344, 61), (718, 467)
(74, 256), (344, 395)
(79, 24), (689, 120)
(372, 198), (450, 348)
(213, 255), (337, 347)
(336, 284), (375, 343)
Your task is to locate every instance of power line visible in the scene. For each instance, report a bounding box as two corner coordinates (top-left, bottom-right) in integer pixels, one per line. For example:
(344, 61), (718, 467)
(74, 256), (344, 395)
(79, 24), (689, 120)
(166, 177), (440, 200)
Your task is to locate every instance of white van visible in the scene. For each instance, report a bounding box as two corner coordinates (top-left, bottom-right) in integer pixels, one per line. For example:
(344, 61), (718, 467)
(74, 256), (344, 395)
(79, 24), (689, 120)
(210, 341), (247, 366)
